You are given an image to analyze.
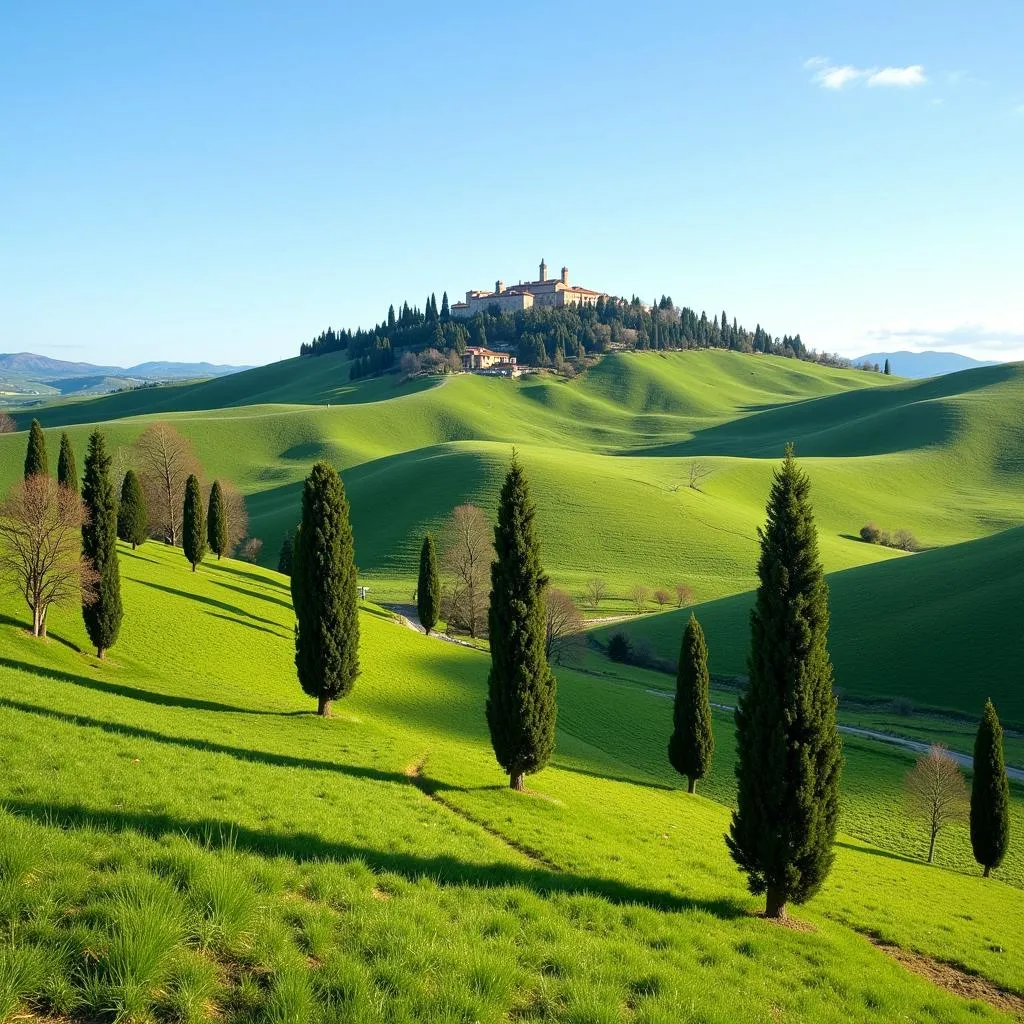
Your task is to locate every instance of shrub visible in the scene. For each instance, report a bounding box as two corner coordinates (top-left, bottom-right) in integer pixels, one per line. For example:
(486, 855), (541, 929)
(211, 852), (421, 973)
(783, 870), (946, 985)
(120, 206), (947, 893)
(891, 696), (915, 717)
(860, 523), (921, 551)
(860, 523), (883, 544)
(608, 632), (633, 663)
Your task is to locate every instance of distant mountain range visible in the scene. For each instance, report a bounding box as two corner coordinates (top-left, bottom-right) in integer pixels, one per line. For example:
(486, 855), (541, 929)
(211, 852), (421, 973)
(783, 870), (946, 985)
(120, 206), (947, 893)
(0, 352), (251, 402)
(853, 350), (999, 379)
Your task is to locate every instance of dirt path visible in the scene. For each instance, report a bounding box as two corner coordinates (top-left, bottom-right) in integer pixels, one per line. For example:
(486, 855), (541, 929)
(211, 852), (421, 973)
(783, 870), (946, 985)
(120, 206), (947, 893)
(645, 693), (1024, 781)
(382, 604), (481, 650)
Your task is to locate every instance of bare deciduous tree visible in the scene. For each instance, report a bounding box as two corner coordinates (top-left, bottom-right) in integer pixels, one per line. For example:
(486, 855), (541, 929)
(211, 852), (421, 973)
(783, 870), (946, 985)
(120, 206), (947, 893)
(440, 503), (493, 638)
(675, 583), (694, 608)
(237, 537), (263, 563)
(583, 577), (607, 609)
(630, 583), (649, 614)
(688, 460), (713, 491)
(654, 588), (670, 608)
(0, 474), (97, 637)
(905, 745), (968, 864)
(134, 423), (202, 546)
(545, 587), (584, 664)
(0, 412), (15, 434)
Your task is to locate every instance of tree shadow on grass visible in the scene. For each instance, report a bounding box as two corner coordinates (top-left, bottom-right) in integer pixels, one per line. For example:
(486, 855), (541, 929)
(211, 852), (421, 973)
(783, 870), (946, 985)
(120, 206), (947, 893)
(4, 798), (747, 919)
(551, 761), (678, 793)
(120, 549), (163, 565)
(207, 561), (290, 592)
(0, 659), (301, 718)
(0, 614), (82, 654)
(205, 611), (290, 640)
(211, 578), (292, 611)
(135, 579), (283, 630)
(834, 840), (924, 868)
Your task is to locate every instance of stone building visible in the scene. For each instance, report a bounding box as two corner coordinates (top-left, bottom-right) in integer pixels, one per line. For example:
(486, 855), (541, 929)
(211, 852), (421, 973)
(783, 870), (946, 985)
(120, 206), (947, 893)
(450, 260), (604, 318)
(462, 346), (517, 371)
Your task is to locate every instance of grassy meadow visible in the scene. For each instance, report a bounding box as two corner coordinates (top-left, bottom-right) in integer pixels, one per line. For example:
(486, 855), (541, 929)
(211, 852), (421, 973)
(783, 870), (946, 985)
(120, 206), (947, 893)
(1, 347), (1023, 1020)
(0, 542), (1022, 1023)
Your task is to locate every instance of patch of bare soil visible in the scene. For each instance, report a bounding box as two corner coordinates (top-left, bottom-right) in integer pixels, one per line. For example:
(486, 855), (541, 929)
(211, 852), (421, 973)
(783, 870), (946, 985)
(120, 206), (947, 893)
(866, 935), (1024, 1016)
(752, 909), (816, 932)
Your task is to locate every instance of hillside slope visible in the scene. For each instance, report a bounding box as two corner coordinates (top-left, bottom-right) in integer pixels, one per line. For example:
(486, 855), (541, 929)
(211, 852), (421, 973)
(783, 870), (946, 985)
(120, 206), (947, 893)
(0, 543), (1021, 1021)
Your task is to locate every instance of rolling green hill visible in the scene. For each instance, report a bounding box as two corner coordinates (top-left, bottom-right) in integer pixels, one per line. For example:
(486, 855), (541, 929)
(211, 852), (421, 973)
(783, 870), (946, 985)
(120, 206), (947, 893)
(0, 543), (1021, 1022)
(2, 349), (1022, 714)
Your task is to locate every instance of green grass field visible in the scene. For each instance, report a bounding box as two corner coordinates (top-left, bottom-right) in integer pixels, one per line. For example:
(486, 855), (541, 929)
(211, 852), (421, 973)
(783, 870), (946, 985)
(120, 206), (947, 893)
(1, 542), (1022, 1022)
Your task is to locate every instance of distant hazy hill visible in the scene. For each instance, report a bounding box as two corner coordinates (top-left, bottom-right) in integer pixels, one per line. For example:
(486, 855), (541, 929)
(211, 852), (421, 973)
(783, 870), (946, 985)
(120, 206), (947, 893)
(0, 352), (251, 400)
(854, 350), (999, 379)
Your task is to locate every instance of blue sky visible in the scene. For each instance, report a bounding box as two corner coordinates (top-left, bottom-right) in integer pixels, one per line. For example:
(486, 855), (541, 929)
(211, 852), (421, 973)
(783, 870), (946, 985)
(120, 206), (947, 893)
(2, 1), (1022, 367)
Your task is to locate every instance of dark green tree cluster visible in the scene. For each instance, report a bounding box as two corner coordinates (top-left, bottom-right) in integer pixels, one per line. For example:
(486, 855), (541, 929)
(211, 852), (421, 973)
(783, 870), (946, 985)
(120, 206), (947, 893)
(291, 463), (360, 716)
(971, 699), (1010, 877)
(726, 445), (843, 920)
(278, 530), (294, 576)
(24, 419), (48, 478)
(182, 474), (206, 571)
(57, 432), (77, 492)
(486, 454), (557, 791)
(118, 470), (148, 548)
(81, 430), (122, 659)
(668, 614), (714, 794)
(417, 533), (440, 635)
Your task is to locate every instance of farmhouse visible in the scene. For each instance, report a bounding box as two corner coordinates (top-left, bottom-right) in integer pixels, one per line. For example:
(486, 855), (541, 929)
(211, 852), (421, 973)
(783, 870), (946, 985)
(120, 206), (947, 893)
(462, 346), (517, 371)
(451, 259), (605, 318)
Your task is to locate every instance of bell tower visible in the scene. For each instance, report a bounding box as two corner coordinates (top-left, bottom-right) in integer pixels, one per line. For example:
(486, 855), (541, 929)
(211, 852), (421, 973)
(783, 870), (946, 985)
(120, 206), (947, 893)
(539, 258), (548, 282)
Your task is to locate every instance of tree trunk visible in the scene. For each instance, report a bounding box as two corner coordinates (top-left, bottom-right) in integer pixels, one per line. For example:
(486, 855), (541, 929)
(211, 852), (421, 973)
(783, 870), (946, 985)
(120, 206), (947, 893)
(317, 695), (332, 717)
(687, 777), (697, 794)
(765, 887), (787, 920)
(191, 562), (196, 572)
(983, 864), (991, 878)
(32, 605), (42, 638)
(927, 831), (936, 864)
(510, 771), (525, 791)
(97, 647), (104, 660)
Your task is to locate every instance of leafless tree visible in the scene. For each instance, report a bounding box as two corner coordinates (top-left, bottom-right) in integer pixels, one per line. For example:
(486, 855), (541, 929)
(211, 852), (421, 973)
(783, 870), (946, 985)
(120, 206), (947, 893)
(237, 537), (263, 563)
(675, 583), (694, 608)
(688, 460), (713, 491)
(0, 412), (15, 434)
(0, 474), (97, 637)
(583, 577), (607, 609)
(109, 444), (132, 494)
(545, 587), (584, 664)
(134, 422), (202, 546)
(440, 503), (493, 638)
(905, 745), (968, 864)
(654, 588), (670, 609)
(630, 583), (649, 614)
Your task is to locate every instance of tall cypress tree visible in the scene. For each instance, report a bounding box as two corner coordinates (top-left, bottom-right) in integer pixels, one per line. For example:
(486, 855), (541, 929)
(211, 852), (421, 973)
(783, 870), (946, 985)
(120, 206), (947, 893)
(971, 699), (1010, 877)
(207, 480), (228, 559)
(24, 419), (48, 479)
(668, 613), (714, 794)
(81, 429), (122, 658)
(57, 432), (77, 492)
(118, 469), (148, 549)
(417, 533), (440, 635)
(726, 445), (842, 919)
(884, 358), (891, 375)
(486, 453), (557, 790)
(182, 474), (206, 571)
(291, 463), (360, 715)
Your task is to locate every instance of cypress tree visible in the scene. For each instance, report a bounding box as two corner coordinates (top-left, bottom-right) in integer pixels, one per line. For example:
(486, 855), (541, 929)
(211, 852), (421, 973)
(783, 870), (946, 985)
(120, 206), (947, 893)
(24, 419), (48, 478)
(291, 463), (360, 715)
(57, 432), (77, 492)
(207, 480), (228, 559)
(182, 474), (206, 571)
(971, 699), (1010, 877)
(81, 429), (122, 658)
(884, 358), (891, 375)
(726, 444), (842, 919)
(668, 613), (714, 793)
(486, 453), (557, 790)
(118, 469), (148, 549)
(417, 533), (440, 635)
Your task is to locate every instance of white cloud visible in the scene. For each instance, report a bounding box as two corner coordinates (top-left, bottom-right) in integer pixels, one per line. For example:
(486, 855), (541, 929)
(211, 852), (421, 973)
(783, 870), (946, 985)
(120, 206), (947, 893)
(805, 58), (927, 91)
(867, 325), (1024, 356)
(867, 65), (926, 87)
